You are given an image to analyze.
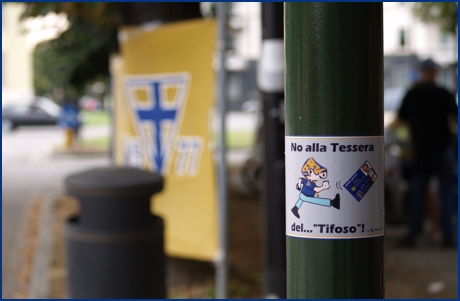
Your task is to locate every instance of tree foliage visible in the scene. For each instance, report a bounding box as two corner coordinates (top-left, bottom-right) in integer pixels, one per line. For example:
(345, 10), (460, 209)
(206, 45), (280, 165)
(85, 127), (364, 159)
(21, 2), (119, 27)
(33, 17), (112, 99)
(412, 2), (458, 35)
(21, 2), (202, 100)
(22, 3), (119, 100)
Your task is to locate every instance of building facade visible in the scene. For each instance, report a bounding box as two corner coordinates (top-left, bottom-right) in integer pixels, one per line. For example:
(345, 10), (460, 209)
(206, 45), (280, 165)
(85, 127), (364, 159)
(2, 3), (33, 106)
(383, 2), (457, 93)
(2, 3), (68, 107)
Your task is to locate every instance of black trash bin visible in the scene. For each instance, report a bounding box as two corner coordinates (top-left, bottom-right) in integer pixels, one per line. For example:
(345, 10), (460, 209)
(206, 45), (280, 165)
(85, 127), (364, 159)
(64, 166), (165, 298)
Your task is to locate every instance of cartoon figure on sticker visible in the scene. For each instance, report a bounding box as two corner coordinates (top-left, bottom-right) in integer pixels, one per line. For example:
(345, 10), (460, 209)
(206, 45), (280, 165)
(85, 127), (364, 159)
(291, 157), (340, 218)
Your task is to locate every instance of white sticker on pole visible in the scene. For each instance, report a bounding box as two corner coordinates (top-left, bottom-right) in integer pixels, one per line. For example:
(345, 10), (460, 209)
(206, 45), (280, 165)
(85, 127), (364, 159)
(285, 136), (384, 239)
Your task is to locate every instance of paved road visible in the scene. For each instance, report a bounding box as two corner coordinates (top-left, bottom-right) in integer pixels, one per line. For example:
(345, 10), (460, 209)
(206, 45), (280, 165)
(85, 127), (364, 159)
(384, 225), (458, 298)
(2, 123), (457, 298)
(0, 114), (257, 298)
(2, 126), (109, 298)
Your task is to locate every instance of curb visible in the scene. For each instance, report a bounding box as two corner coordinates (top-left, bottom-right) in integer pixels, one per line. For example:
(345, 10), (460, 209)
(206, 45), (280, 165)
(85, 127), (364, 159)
(28, 196), (53, 298)
(53, 146), (109, 156)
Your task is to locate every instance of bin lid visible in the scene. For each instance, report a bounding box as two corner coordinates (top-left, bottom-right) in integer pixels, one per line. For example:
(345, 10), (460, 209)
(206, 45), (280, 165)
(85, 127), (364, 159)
(65, 166), (163, 197)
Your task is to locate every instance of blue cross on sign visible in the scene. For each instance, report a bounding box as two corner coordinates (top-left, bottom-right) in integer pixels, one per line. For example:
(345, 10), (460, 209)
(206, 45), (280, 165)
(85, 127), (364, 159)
(125, 74), (190, 175)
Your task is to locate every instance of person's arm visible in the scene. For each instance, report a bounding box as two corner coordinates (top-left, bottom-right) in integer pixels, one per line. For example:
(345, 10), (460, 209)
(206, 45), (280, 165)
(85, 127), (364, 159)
(313, 180), (329, 193)
(388, 116), (407, 130)
(296, 178), (303, 191)
(448, 114), (458, 132)
(446, 91), (458, 133)
(389, 91), (411, 130)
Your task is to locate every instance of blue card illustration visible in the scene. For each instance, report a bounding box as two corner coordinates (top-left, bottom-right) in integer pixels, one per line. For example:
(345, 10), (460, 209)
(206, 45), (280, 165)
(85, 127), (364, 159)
(343, 161), (377, 201)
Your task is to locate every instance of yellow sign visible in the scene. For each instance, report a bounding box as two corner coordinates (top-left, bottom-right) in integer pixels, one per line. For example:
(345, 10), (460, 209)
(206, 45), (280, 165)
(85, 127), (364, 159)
(113, 19), (218, 261)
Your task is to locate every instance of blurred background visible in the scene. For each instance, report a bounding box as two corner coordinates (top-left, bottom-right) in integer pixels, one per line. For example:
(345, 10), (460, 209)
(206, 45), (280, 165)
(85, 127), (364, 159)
(2, 2), (457, 299)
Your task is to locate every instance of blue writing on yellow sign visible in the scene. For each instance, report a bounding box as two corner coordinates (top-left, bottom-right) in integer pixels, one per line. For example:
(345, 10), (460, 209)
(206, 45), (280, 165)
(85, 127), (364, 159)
(124, 74), (190, 175)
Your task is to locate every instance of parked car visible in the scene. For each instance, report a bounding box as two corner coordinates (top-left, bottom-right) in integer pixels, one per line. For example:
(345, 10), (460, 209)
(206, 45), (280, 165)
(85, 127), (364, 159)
(2, 97), (61, 131)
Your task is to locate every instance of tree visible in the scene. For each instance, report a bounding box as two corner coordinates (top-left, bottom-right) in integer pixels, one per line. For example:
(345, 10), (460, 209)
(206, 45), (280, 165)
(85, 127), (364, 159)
(412, 2), (458, 35)
(21, 2), (202, 101)
(412, 2), (458, 92)
(21, 3), (119, 101)
(32, 17), (113, 99)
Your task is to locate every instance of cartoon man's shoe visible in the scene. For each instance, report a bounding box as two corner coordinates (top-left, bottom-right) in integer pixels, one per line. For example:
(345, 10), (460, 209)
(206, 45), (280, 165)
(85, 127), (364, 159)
(331, 194), (340, 210)
(291, 206), (300, 218)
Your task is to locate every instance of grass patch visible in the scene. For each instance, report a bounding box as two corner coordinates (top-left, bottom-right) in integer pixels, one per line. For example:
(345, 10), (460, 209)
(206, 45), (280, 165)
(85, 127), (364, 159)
(78, 130), (255, 150)
(226, 131), (256, 149)
(82, 111), (111, 126)
(80, 136), (110, 149)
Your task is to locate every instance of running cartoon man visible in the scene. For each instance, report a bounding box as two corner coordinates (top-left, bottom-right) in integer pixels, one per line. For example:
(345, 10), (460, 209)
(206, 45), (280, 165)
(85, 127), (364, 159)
(291, 157), (340, 218)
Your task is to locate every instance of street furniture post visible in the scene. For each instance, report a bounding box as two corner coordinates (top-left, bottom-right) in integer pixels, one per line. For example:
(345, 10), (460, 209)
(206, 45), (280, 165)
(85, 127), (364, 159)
(65, 167), (165, 298)
(216, 2), (230, 298)
(61, 102), (80, 148)
(65, 128), (76, 148)
(285, 3), (384, 298)
(258, 2), (286, 298)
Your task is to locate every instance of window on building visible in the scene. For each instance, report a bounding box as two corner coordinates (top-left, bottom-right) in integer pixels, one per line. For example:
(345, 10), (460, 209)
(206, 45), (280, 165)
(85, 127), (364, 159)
(399, 29), (406, 48)
(440, 30), (449, 44)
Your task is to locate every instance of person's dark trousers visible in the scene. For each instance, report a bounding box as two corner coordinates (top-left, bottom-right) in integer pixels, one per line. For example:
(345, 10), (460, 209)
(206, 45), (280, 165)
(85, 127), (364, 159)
(408, 147), (456, 241)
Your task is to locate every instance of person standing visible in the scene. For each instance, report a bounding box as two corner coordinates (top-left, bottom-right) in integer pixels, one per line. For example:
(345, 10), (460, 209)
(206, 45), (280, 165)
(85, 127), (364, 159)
(395, 59), (458, 248)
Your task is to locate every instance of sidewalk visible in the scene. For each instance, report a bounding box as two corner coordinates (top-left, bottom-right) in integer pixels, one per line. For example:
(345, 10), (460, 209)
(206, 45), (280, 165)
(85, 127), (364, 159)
(26, 125), (111, 299)
(384, 225), (458, 298)
(23, 123), (457, 298)
(53, 124), (111, 156)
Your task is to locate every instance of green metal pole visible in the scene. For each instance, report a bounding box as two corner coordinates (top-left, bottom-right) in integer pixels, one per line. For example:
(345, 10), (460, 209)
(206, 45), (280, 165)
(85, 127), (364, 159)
(285, 3), (384, 298)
